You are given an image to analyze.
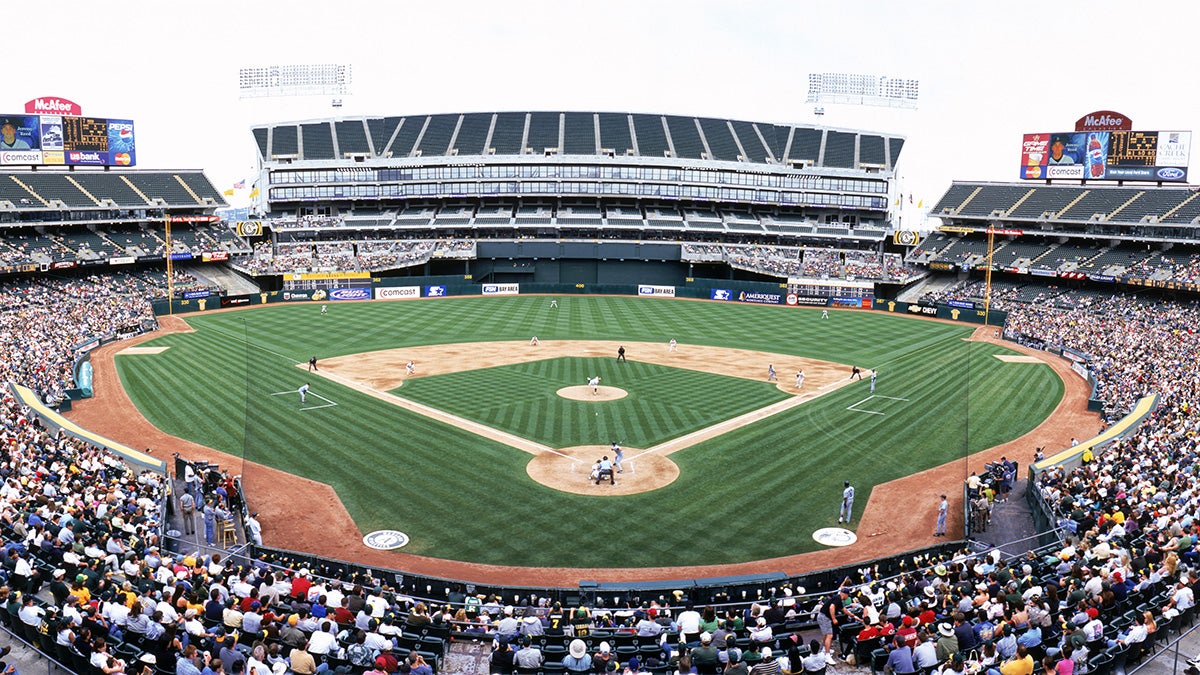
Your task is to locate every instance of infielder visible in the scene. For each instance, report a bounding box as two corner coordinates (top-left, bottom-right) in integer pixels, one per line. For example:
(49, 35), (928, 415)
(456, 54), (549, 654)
(530, 336), (539, 346)
(668, 338), (677, 352)
(588, 376), (601, 395)
(838, 480), (855, 524)
(405, 361), (416, 375)
(298, 383), (310, 404)
(870, 369), (877, 392)
(767, 364), (777, 381)
(795, 369), (805, 389)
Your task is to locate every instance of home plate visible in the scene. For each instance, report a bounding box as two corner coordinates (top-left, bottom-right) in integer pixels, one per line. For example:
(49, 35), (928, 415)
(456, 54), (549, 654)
(813, 527), (857, 547)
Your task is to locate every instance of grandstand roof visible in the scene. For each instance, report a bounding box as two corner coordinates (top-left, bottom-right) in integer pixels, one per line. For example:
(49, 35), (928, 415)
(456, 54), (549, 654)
(251, 112), (905, 172)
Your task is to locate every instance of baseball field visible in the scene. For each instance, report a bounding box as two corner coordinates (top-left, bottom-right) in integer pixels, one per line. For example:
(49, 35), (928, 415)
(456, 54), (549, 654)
(109, 296), (1063, 570)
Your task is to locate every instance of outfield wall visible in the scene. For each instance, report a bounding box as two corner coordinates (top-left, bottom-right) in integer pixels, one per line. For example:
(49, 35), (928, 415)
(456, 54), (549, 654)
(151, 276), (832, 315)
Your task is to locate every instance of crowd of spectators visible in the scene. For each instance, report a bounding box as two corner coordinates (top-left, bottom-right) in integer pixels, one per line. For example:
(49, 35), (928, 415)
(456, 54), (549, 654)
(233, 240), (475, 275)
(0, 275), (160, 404)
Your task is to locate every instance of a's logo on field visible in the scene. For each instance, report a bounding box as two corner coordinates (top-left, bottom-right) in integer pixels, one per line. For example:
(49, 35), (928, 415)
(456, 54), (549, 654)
(812, 527), (857, 547)
(363, 530), (410, 550)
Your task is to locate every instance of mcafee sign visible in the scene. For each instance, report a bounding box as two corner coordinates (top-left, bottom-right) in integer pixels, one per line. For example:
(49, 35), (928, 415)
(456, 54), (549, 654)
(1075, 110), (1132, 132)
(24, 97), (82, 116)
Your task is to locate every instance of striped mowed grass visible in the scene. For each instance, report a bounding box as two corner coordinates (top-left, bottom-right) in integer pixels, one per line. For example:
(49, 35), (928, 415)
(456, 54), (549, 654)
(115, 296), (1063, 568)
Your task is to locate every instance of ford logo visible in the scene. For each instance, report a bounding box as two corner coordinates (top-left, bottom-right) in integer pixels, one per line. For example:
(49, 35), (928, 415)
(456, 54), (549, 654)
(1157, 167), (1185, 180)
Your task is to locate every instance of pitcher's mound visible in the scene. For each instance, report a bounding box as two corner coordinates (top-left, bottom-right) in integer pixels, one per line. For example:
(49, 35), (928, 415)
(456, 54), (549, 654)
(557, 385), (628, 401)
(527, 445), (679, 495)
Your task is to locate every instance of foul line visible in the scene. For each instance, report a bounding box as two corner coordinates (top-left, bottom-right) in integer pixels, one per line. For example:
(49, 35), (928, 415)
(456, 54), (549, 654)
(269, 390), (338, 411)
(300, 366), (570, 458)
(628, 380), (854, 462)
(846, 394), (909, 416)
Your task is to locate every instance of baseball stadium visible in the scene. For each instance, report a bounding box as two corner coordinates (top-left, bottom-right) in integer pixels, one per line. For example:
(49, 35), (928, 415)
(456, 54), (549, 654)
(0, 101), (1195, 675)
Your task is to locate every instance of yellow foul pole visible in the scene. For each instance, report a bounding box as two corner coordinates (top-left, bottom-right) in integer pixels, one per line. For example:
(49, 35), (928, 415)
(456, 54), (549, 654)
(165, 213), (173, 315)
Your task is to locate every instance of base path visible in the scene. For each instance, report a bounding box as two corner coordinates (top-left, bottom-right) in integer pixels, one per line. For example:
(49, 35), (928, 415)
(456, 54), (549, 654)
(65, 316), (1094, 586)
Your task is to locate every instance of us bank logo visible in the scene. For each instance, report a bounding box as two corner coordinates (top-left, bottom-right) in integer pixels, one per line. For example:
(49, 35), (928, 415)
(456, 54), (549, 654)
(363, 530), (410, 550)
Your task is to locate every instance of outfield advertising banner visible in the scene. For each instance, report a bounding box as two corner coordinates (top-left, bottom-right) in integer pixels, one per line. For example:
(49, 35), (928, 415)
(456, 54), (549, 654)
(875, 299), (1005, 325)
(710, 289), (733, 301)
(280, 290), (315, 301)
(182, 290), (210, 300)
(638, 284), (675, 297)
(482, 283), (519, 296)
(375, 286), (420, 300)
(831, 297), (867, 308)
(426, 285), (447, 297)
(737, 291), (783, 305)
(786, 293), (829, 306)
(1021, 130), (1190, 181)
(329, 287), (371, 301)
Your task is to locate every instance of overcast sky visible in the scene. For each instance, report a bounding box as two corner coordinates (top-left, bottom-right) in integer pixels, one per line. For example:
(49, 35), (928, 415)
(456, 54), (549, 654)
(6, 0), (1194, 224)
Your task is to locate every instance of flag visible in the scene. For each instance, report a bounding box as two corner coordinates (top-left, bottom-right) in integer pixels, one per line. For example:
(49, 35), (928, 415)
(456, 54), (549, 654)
(249, 187), (259, 198)
(233, 179), (246, 189)
(223, 188), (234, 197)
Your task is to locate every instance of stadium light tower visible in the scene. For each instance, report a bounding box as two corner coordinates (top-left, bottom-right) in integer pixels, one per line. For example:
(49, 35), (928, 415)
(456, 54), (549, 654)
(238, 63), (353, 103)
(807, 73), (919, 110)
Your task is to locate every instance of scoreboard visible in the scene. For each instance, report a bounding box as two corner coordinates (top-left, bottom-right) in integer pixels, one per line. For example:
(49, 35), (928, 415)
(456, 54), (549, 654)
(1020, 130), (1190, 182)
(0, 113), (135, 166)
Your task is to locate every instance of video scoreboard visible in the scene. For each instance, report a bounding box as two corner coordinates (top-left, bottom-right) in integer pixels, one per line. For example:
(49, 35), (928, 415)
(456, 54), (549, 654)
(1020, 130), (1189, 182)
(0, 113), (135, 167)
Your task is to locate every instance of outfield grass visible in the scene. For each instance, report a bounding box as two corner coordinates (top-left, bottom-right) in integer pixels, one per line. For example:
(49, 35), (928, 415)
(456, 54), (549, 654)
(115, 297), (1063, 567)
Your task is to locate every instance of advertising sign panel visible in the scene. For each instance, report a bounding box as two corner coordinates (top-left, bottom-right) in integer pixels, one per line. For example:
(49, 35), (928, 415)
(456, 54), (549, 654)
(637, 284), (675, 297)
(482, 283), (520, 295)
(375, 286), (421, 300)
